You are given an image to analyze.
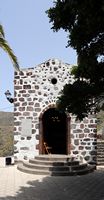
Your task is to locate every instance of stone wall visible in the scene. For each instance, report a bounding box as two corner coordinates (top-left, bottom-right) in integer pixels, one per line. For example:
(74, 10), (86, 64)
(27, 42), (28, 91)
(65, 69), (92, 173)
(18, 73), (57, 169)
(14, 58), (97, 162)
(70, 115), (97, 162)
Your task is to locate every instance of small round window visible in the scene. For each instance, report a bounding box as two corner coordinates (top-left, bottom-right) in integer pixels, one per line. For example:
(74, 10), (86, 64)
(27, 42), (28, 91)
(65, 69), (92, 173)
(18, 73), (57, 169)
(51, 78), (57, 85)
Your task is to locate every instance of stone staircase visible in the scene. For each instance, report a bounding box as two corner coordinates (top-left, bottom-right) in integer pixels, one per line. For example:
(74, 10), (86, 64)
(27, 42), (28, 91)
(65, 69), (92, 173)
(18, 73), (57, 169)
(97, 141), (104, 166)
(17, 155), (95, 176)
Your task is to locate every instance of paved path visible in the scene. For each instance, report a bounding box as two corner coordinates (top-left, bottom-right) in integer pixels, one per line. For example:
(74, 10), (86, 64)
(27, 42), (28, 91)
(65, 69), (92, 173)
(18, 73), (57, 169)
(0, 165), (104, 200)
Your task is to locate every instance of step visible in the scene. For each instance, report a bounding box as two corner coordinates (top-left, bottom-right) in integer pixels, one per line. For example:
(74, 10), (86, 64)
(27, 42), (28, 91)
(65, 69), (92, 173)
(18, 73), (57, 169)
(97, 158), (104, 161)
(97, 150), (104, 152)
(97, 141), (104, 144)
(29, 158), (79, 166)
(17, 163), (50, 175)
(23, 161), (87, 171)
(97, 154), (104, 157)
(97, 154), (104, 158)
(24, 162), (70, 171)
(97, 146), (104, 149)
(97, 162), (104, 165)
(97, 161), (104, 165)
(97, 166), (104, 170)
(34, 155), (73, 162)
(17, 163), (95, 176)
(97, 145), (104, 147)
(97, 153), (104, 156)
(97, 155), (104, 158)
(17, 155), (96, 176)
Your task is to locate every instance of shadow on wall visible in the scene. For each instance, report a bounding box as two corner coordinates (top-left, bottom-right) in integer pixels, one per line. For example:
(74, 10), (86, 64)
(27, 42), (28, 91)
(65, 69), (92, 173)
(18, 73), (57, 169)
(1, 171), (104, 200)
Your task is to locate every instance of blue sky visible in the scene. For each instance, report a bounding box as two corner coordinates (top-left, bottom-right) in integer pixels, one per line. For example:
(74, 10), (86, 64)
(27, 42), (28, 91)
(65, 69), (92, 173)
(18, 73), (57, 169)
(0, 0), (77, 112)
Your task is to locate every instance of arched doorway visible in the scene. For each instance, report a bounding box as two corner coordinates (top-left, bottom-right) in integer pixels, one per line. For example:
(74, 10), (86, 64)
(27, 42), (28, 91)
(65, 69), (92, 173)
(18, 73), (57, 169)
(42, 108), (67, 154)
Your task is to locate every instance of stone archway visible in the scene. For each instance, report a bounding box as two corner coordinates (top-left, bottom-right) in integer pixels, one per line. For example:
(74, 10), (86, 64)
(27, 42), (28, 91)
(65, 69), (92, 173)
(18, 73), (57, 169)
(39, 105), (71, 155)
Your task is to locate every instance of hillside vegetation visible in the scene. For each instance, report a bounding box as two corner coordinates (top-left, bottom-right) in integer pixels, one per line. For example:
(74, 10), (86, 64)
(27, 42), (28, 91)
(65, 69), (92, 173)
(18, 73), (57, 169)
(0, 112), (14, 157)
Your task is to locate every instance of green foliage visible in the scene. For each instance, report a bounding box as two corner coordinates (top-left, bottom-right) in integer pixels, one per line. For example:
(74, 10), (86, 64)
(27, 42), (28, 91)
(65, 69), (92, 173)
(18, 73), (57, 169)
(47, 0), (104, 119)
(0, 24), (20, 71)
(57, 80), (94, 120)
(70, 65), (78, 76)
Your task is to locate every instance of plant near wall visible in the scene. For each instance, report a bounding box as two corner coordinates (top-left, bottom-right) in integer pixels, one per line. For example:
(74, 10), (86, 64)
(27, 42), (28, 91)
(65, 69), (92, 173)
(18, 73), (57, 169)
(47, 0), (104, 119)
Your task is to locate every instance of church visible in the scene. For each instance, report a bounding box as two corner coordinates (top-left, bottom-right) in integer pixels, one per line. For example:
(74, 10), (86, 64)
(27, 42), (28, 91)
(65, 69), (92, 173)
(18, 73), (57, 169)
(14, 58), (97, 164)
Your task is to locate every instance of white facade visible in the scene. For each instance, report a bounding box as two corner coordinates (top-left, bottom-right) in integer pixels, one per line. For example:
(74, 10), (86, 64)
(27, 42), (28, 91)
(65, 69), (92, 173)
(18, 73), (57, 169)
(14, 58), (97, 163)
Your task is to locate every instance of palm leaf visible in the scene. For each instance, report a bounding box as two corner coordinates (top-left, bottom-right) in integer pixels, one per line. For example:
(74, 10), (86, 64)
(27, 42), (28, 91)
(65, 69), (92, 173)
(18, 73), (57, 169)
(0, 24), (5, 38)
(0, 24), (20, 71)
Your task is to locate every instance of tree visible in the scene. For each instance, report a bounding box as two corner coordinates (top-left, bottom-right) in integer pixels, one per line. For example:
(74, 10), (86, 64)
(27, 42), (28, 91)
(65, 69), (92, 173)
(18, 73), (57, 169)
(0, 24), (19, 71)
(46, 0), (104, 119)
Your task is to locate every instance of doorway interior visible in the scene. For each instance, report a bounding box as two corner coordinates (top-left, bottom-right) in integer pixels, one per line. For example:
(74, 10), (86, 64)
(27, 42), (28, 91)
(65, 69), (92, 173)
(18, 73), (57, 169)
(42, 108), (67, 154)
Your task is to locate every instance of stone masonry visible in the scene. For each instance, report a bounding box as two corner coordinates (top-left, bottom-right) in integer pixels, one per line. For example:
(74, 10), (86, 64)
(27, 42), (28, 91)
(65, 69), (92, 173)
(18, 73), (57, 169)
(14, 58), (97, 163)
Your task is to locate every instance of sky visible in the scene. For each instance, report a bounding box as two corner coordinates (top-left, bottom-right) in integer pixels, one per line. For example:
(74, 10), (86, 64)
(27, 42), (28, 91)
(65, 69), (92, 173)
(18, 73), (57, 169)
(0, 0), (77, 112)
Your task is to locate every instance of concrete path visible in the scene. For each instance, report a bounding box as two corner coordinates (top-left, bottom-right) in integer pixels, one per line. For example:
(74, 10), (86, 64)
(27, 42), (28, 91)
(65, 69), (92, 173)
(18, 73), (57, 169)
(0, 165), (104, 200)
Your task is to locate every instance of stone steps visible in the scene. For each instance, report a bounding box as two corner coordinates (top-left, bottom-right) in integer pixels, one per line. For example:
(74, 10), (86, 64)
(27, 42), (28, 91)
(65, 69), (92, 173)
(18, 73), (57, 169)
(17, 155), (95, 176)
(97, 158), (104, 162)
(34, 155), (73, 161)
(29, 158), (79, 166)
(18, 162), (95, 176)
(23, 161), (88, 171)
(97, 155), (104, 158)
(97, 141), (104, 165)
